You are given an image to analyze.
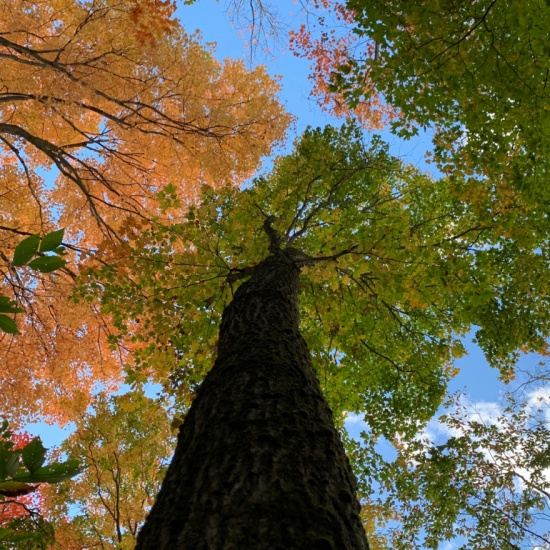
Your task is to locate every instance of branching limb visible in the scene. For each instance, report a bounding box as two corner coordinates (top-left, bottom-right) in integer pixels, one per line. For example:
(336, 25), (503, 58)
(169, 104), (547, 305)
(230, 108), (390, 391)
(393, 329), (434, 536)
(290, 244), (358, 268)
(227, 265), (256, 284)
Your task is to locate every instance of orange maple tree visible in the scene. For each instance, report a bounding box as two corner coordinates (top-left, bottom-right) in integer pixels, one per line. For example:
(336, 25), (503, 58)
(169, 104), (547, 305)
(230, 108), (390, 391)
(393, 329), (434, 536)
(0, 0), (289, 424)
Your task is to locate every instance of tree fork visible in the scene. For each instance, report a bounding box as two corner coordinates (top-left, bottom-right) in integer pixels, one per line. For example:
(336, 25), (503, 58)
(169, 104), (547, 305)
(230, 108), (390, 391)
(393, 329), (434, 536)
(137, 249), (369, 549)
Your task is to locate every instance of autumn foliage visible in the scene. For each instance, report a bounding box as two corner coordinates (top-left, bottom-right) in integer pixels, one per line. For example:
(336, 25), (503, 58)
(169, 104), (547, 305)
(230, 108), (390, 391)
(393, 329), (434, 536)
(43, 392), (175, 549)
(289, 0), (394, 129)
(0, 0), (289, 423)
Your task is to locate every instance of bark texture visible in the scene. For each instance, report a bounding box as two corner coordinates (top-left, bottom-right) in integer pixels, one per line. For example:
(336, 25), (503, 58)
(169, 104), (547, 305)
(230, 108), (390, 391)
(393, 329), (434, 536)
(137, 250), (369, 549)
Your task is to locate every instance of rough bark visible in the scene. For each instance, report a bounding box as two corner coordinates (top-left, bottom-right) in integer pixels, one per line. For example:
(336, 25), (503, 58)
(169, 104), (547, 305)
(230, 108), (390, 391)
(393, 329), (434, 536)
(137, 249), (369, 549)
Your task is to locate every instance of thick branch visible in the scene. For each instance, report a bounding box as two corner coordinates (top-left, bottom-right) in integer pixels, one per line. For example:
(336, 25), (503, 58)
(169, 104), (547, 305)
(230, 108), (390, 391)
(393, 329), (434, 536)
(262, 215), (281, 253)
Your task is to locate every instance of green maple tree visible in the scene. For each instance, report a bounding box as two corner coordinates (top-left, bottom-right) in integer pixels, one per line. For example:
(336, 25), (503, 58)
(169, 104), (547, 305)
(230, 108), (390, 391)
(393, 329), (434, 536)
(333, 0), (550, 197)
(78, 123), (550, 545)
(89, 124), (550, 419)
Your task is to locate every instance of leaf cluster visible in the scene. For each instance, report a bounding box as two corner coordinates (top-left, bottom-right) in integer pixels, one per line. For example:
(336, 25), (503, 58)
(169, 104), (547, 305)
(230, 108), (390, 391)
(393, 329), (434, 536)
(0, 420), (80, 550)
(343, 0), (550, 197)
(361, 389), (550, 549)
(0, 229), (67, 334)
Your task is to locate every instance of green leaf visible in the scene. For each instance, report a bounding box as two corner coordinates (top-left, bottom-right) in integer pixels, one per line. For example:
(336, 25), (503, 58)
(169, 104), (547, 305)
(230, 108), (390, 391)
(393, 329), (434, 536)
(12, 234), (39, 266)
(16, 459), (81, 484)
(0, 315), (18, 334)
(39, 229), (65, 253)
(0, 480), (36, 497)
(6, 532), (39, 543)
(21, 439), (46, 474)
(0, 296), (24, 314)
(0, 446), (20, 480)
(27, 256), (67, 273)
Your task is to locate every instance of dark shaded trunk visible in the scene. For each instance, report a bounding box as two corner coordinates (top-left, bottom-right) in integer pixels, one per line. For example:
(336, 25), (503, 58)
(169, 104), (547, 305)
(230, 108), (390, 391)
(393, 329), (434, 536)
(137, 250), (369, 549)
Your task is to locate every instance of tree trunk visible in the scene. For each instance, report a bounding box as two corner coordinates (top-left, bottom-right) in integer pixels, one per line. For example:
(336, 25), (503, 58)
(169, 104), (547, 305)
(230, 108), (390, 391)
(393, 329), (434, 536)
(137, 250), (369, 549)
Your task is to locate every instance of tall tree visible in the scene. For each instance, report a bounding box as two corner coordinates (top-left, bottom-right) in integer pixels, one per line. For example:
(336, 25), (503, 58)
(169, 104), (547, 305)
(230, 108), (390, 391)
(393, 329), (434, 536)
(0, 0), (289, 423)
(85, 124), (550, 547)
(138, 247), (370, 549)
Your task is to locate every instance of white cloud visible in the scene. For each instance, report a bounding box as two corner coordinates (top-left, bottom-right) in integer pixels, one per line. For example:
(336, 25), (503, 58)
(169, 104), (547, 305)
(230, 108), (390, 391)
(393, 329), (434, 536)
(415, 390), (550, 493)
(526, 387), (550, 421)
(344, 412), (367, 426)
